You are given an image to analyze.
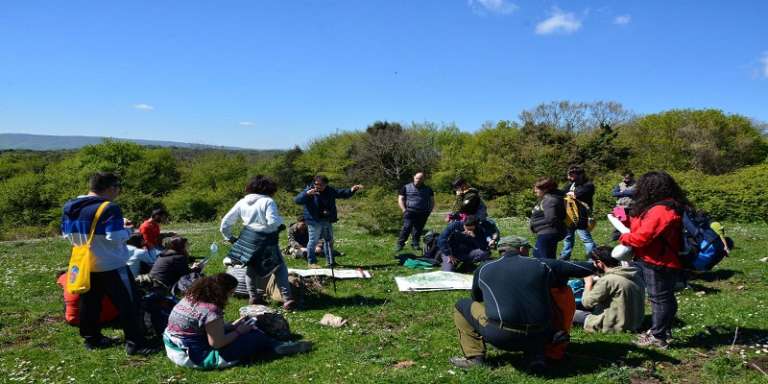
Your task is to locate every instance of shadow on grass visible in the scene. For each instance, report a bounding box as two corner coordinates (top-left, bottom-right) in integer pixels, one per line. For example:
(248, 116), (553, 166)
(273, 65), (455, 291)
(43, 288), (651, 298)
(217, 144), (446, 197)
(688, 269), (740, 282)
(675, 326), (768, 350)
(686, 282), (721, 294)
(300, 293), (386, 310)
(485, 340), (680, 378)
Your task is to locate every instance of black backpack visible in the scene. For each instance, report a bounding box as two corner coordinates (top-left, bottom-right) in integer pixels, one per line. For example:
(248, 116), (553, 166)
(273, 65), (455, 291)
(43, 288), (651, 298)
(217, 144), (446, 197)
(422, 230), (440, 260)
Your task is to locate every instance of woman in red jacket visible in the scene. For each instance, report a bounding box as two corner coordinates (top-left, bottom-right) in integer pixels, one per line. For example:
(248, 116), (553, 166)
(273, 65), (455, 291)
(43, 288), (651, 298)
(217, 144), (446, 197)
(619, 171), (688, 349)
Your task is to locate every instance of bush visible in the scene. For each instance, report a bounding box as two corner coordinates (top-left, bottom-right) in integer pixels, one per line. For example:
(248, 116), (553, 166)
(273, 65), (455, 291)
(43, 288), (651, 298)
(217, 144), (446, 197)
(493, 191), (538, 218)
(354, 187), (403, 235)
(163, 188), (220, 222)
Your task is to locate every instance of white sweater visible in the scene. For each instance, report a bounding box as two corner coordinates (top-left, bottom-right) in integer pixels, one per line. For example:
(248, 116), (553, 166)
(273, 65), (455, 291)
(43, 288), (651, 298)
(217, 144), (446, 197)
(220, 194), (284, 239)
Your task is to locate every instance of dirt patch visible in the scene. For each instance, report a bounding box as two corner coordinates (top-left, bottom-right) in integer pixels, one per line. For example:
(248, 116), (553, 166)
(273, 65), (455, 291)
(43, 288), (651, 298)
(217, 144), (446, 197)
(392, 360), (415, 369)
(0, 313), (64, 348)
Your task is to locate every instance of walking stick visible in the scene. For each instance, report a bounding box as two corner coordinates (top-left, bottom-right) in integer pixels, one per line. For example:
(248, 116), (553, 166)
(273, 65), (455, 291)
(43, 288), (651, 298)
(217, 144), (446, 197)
(325, 240), (337, 294)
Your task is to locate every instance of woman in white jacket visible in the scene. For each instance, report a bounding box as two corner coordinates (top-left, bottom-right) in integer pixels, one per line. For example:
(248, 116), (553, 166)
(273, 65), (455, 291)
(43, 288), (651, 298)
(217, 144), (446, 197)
(220, 176), (295, 310)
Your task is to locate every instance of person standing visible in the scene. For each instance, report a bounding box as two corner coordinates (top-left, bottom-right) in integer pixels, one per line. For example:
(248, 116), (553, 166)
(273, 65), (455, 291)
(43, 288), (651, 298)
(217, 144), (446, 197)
(619, 171), (686, 349)
(221, 176), (295, 310)
(559, 165), (596, 260)
(449, 178), (487, 222)
(60, 172), (156, 355)
(395, 172), (435, 252)
(530, 177), (566, 259)
(611, 171), (637, 240)
(294, 175), (363, 268)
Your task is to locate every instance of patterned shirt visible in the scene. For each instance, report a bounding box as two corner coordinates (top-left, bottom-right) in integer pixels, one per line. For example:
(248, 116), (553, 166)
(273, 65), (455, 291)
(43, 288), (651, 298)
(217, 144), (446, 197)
(166, 298), (222, 343)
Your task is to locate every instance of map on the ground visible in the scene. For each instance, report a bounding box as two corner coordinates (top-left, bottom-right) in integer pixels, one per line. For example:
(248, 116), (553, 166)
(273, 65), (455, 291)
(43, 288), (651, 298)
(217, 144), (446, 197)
(395, 271), (473, 292)
(287, 268), (372, 279)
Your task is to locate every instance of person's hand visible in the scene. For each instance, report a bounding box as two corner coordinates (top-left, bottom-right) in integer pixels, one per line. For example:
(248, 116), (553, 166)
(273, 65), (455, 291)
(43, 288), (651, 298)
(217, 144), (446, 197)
(447, 256), (458, 265)
(463, 229), (475, 237)
(231, 316), (248, 326)
(191, 261), (201, 270)
(566, 191), (576, 198)
(351, 185), (364, 192)
(488, 239), (496, 248)
(123, 218), (134, 228)
(307, 188), (319, 196)
(235, 321), (253, 336)
(300, 247), (307, 253)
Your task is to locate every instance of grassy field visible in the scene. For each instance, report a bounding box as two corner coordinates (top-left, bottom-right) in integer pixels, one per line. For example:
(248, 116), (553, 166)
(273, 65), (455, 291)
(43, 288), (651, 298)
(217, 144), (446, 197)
(1, 216), (767, 383)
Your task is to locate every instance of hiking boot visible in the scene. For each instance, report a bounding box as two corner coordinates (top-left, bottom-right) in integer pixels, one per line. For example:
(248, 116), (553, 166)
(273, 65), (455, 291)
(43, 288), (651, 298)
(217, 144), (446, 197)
(634, 332), (669, 350)
(125, 341), (161, 356)
(84, 336), (121, 351)
(274, 341), (313, 356)
(449, 355), (486, 369)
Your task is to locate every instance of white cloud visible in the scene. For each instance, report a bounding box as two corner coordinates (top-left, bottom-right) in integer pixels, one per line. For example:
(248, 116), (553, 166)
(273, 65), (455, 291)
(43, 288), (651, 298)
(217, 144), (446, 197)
(761, 52), (768, 78)
(613, 15), (631, 25)
(239, 121), (255, 126)
(468, 0), (518, 15)
(133, 103), (154, 111)
(535, 7), (582, 35)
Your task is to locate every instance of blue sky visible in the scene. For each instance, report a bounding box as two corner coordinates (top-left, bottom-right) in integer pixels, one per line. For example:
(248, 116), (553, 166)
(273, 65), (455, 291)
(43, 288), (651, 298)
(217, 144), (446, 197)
(1, 1), (766, 149)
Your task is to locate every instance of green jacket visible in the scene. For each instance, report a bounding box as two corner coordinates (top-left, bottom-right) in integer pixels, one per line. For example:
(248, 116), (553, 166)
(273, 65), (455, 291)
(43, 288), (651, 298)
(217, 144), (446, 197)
(582, 266), (645, 333)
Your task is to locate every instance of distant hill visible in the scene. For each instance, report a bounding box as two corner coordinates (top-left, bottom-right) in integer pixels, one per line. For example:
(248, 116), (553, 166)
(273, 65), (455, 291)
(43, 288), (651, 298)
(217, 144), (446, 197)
(0, 133), (267, 151)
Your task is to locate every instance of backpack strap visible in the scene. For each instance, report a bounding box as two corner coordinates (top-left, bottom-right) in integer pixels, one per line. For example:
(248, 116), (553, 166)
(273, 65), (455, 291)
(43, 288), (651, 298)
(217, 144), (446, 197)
(86, 201), (111, 246)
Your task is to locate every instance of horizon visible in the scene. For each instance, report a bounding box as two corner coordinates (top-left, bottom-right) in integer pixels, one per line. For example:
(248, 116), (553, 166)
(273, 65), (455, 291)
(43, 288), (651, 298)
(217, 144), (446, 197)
(1, 1), (767, 149)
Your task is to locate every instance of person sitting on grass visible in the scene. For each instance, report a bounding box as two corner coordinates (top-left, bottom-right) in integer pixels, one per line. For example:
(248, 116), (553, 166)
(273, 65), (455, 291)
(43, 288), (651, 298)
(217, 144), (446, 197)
(139, 208), (169, 250)
(149, 236), (200, 291)
(284, 215), (325, 259)
(573, 246), (645, 333)
(163, 273), (312, 370)
(436, 215), (491, 272)
(126, 233), (159, 277)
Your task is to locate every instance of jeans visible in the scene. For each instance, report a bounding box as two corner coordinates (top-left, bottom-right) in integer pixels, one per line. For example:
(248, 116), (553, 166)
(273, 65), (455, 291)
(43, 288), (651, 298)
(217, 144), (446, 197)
(307, 221), (334, 264)
(397, 211), (430, 248)
(639, 261), (679, 341)
(534, 233), (563, 259)
(559, 228), (596, 260)
(453, 299), (548, 360)
(80, 267), (143, 345)
(245, 253), (292, 302)
(441, 249), (490, 272)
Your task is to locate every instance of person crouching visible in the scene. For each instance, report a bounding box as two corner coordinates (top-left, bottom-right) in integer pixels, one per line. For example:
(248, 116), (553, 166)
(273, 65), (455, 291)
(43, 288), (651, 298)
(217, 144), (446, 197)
(450, 236), (551, 372)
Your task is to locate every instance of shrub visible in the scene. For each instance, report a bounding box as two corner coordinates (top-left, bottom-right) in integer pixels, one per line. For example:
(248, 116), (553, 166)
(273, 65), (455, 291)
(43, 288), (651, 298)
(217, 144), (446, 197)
(354, 187), (402, 235)
(163, 189), (220, 222)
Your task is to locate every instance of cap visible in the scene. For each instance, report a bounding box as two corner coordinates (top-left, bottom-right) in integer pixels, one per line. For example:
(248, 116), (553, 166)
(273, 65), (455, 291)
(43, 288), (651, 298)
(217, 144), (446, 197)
(497, 236), (531, 250)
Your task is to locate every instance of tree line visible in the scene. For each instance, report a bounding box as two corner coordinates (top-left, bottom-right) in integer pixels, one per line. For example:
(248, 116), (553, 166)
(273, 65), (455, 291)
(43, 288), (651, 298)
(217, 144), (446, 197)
(1, 101), (766, 239)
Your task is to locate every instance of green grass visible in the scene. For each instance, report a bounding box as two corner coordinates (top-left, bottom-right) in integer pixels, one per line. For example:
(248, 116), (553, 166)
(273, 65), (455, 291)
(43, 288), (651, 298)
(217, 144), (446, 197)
(1, 216), (767, 383)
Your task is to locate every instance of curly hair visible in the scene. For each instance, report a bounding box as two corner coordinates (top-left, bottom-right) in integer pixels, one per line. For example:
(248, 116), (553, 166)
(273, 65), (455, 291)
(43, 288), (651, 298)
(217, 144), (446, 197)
(185, 273), (239, 309)
(631, 171), (690, 217)
(245, 175), (278, 196)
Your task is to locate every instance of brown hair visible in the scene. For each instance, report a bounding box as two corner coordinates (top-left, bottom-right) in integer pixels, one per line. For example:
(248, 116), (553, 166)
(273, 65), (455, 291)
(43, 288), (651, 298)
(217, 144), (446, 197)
(185, 273), (239, 309)
(533, 177), (557, 193)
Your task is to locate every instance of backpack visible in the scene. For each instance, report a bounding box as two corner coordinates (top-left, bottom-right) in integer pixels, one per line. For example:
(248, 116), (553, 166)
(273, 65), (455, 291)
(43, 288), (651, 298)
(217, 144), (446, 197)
(422, 230), (440, 260)
(654, 202), (728, 271)
(564, 196), (595, 232)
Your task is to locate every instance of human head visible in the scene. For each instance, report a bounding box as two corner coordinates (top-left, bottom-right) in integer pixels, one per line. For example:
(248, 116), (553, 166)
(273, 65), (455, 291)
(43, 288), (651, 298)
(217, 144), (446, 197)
(567, 165), (586, 183)
(451, 177), (468, 192)
(151, 208), (168, 222)
(245, 175), (278, 196)
(463, 215), (478, 232)
(622, 170), (635, 184)
(313, 175), (329, 192)
(89, 172), (122, 200)
(590, 245), (620, 271)
(126, 233), (145, 248)
(632, 171), (689, 216)
(185, 273), (239, 309)
(413, 172), (425, 186)
(295, 214), (306, 229)
(533, 177), (558, 198)
(162, 236), (189, 256)
(497, 236), (531, 256)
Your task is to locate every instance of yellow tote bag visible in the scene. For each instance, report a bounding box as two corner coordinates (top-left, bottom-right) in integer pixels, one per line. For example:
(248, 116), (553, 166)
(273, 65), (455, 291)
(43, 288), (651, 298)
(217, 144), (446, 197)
(66, 201), (110, 294)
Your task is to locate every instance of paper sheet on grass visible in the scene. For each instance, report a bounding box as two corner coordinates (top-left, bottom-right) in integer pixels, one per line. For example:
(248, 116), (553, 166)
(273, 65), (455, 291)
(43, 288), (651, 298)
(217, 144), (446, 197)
(288, 268), (372, 279)
(395, 271), (473, 292)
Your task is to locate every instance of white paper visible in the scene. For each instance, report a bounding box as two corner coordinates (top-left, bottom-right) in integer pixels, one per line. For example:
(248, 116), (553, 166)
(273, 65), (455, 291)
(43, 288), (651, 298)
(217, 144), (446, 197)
(287, 268), (372, 279)
(607, 214), (630, 234)
(395, 271), (473, 292)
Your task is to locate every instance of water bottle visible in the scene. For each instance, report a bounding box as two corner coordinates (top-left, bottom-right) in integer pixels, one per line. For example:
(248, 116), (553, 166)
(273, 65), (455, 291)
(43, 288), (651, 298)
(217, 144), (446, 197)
(210, 242), (219, 257)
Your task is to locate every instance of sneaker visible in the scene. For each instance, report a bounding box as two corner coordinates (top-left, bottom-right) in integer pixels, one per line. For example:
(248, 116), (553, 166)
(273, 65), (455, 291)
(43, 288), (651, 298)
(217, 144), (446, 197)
(449, 356), (486, 369)
(634, 333), (669, 350)
(125, 341), (161, 356)
(274, 341), (313, 356)
(84, 336), (120, 350)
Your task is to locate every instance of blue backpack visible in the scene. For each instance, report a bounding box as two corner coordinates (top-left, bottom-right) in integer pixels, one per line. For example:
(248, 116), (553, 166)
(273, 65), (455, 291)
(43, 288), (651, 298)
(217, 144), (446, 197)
(655, 202), (728, 271)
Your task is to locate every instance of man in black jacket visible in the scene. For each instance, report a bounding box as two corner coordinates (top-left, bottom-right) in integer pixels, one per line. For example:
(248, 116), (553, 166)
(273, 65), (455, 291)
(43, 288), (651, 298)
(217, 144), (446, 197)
(437, 216), (491, 272)
(450, 236), (595, 371)
(396, 172), (435, 252)
(559, 165), (596, 260)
